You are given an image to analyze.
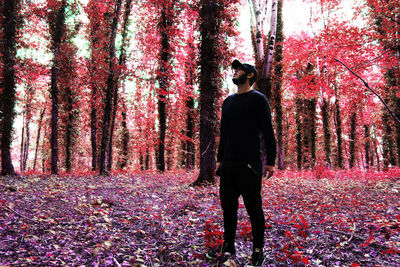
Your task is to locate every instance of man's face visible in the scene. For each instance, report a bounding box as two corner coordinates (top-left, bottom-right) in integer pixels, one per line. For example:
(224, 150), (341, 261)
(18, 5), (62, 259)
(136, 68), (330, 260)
(232, 68), (248, 85)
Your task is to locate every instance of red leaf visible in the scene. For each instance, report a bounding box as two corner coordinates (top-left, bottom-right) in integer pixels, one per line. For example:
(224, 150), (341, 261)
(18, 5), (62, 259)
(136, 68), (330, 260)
(301, 257), (310, 265)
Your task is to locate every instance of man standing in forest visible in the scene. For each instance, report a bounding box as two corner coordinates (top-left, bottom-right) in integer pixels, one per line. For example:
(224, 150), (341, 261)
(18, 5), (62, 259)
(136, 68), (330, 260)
(206, 60), (276, 266)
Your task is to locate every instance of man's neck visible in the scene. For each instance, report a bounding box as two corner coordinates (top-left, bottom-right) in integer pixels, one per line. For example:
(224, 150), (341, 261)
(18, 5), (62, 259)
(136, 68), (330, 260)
(236, 84), (252, 94)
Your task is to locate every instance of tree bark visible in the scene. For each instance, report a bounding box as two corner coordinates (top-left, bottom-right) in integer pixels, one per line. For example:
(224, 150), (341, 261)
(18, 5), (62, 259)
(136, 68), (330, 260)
(156, 1), (175, 172)
(184, 37), (196, 170)
(349, 112), (357, 169)
(295, 97), (302, 170)
(49, 0), (66, 175)
(20, 110), (25, 172)
(305, 98), (316, 168)
(273, 0), (283, 170)
(334, 92), (344, 169)
(108, 0), (132, 171)
(364, 124), (370, 169)
(192, 0), (223, 186)
(250, 0), (265, 61)
(65, 87), (73, 172)
(99, 0), (122, 175)
(33, 106), (45, 171)
(259, 0), (277, 98)
(321, 97), (331, 168)
(1, 0), (19, 175)
(119, 101), (129, 169)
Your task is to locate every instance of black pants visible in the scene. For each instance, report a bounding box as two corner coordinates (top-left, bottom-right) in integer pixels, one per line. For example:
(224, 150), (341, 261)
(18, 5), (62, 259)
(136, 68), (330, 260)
(219, 160), (265, 248)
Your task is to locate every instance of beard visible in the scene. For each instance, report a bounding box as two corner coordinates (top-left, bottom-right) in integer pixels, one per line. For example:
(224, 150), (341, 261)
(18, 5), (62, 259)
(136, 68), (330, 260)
(232, 72), (247, 85)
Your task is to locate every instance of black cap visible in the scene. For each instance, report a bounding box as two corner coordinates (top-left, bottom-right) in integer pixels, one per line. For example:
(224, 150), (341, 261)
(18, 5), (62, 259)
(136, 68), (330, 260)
(232, 59), (257, 85)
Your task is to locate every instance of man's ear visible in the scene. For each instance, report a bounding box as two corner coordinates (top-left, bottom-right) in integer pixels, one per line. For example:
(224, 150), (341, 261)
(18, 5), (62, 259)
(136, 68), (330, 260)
(247, 73), (254, 79)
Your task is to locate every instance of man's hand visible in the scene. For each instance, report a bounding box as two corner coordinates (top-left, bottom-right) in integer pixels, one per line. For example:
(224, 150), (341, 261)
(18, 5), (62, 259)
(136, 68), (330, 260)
(265, 165), (275, 179)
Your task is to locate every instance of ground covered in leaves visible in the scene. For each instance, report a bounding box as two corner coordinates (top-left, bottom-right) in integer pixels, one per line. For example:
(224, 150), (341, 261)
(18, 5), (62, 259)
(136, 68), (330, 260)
(1, 170), (399, 266)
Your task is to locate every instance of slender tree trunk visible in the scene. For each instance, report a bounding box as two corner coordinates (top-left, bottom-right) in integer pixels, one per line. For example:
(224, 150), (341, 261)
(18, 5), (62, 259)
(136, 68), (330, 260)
(23, 111), (30, 171)
(99, 0), (122, 175)
(250, 0), (264, 61)
(295, 97), (302, 170)
(186, 97), (195, 170)
(382, 109), (394, 169)
(364, 124), (370, 169)
(90, 80), (98, 170)
(156, 2), (174, 172)
(192, 0), (222, 185)
(321, 97), (331, 168)
(33, 107), (45, 171)
(65, 89), (73, 172)
(259, 0), (277, 98)
(108, 0), (132, 171)
(41, 125), (47, 173)
(184, 38), (196, 170)
(49, 0), (66, 175)
(373, 129), (380, 171)
(273, 0), (283, 170)
(20, 110), (25, 171)
(396, 97), (400, 167)
(1, 0), (19, 175)
(335, 96), (343, 169)
(349, 112), (357, 168)
(119, 101), (129, 169)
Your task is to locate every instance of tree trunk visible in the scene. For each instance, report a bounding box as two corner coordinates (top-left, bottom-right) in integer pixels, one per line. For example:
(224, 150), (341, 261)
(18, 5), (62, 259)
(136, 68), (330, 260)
(42, 125), (47, 173)
(335, 96), (343, 169)
(364, 124), (370, 169)
(119, 101), (129, 169)
(250, 0), (265, 61)
(65, 88), (73, 172)
(108, 0), (132, 171)
(49, 0), (66, 175)
(382, 108), (395, 169)
(273, 0), (283, 170)
(90, 79), (98, 170)
(99, 0), (122, 175)
(20, 110), (25, 172)
(258, 0), (277, 98)
(321, 97), (331, 168)
(302, 98), (316, 169)
(295, 97), (302, 170)
(396, 96), (400, 167)
(23, 109), (30, 171)
(192, 0), (223, 186)
(156, 1), (174, 172)
(349, 112), (357, 168)
(33, 106), (46, 171)
(1, 0), (19, 175)
(186, 97), (195, 170)
(184, 37), (196, 171)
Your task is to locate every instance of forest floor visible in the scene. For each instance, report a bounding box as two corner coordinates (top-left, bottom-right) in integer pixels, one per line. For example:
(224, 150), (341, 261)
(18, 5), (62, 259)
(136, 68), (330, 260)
(0, 170), (399, 266)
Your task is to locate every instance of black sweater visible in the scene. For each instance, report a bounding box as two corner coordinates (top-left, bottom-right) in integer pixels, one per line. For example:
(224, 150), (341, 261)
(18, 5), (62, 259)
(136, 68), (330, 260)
(217, 90), (276, 166)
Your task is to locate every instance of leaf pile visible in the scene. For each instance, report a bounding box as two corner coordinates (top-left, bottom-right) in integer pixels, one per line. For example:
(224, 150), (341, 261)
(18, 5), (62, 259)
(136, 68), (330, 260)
(0, 171), (399, 266)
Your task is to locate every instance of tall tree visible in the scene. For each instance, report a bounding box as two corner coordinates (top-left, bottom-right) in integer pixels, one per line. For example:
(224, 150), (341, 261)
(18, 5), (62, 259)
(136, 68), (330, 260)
(349, 111), (357, 168)
(107, 0), (132, 171)
(48, 0), (67, 174)
(193, 0), (239, 185)
(273, 0), (284, 170)
(155, 0), (176, 172)
(259, 0), (277, 99)
(321, 97), (332, 167)
(99, 0), (122, 175)
(0, 0), (20, 175)
(184, 34), (196, 170)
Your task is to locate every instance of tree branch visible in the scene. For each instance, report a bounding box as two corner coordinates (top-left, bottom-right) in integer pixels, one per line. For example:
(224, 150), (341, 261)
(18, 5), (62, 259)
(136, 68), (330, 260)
(334, 58), (400, 125)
